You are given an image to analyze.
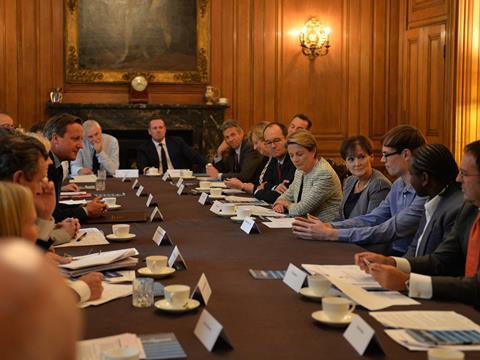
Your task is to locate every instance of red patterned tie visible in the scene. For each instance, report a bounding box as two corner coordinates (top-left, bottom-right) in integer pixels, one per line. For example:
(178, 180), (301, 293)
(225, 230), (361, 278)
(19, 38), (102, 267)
(465, 213), (480, 277)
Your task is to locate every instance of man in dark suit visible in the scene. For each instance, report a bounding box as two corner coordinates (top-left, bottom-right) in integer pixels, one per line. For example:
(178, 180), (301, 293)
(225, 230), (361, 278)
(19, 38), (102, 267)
(206, 119), (264, 183)
(44, 113), (106, 223)
(136, 118), (207, 174)
(355, 140), (480, 307)
(253, 122), (296, 203)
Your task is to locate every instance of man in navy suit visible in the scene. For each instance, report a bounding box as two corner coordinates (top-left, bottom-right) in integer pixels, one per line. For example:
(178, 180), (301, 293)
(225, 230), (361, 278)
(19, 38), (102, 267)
(136, 118), (207, 174)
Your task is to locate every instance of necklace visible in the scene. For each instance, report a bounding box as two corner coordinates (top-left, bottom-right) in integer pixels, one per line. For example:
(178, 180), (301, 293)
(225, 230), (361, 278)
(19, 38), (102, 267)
(355, 178), (370, 193)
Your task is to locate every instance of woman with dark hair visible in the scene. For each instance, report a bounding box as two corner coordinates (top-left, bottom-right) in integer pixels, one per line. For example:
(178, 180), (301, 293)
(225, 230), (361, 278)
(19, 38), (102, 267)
(337, 135), (391, 220)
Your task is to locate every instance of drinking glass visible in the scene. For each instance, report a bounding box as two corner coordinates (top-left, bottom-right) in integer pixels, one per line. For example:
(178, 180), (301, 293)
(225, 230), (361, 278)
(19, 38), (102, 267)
(96, 169), (107, 191)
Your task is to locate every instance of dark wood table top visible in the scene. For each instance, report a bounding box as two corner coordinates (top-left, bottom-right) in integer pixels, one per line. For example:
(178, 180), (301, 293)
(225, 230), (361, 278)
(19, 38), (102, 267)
(62, 177), (480, 359)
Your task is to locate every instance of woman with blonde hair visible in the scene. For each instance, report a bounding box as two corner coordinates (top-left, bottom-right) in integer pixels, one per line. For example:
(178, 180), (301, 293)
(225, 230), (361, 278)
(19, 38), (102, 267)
(273, 129), (342, 221)
(0, 181), (38, 242)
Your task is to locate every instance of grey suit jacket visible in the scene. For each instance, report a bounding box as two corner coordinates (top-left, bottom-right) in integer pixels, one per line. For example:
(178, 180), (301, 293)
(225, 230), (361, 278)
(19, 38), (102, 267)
(407, 202), (480, 307)
(337, 169), (391, 220)
(404, 183), (463, 257)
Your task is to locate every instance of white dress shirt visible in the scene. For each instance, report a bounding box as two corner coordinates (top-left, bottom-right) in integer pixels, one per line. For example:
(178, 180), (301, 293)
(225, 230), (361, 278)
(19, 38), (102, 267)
(71, 134), (120, 176)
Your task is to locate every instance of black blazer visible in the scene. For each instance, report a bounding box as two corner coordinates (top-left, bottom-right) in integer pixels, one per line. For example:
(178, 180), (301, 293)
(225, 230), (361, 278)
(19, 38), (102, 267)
(215, 139), (264, 183)
(48, 153), (88, 223)
(404, 183), (464, 257)
(407, 202), (480, 307)
(136, 136), (207, 174)
(254, 155), (296, 204)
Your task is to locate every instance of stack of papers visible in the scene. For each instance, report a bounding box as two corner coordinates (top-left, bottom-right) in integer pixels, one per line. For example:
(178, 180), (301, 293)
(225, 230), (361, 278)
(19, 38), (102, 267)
(59, 248), (139, 277)
(370, 311), (480, 351)
(302, 264), (419, 310)
(71, 175), (97, 183)
(55, 228), (109, 248)
(262, 217), (295, 228)
(225, 197), (269, 206)
(80, 282), (132, 308)
(59, 199), (88, 205)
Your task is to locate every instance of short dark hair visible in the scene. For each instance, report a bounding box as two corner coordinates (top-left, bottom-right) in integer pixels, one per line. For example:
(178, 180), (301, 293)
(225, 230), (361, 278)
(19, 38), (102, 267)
(221, 119), (242, 133)
(465, 140), (480, 172)
(0, 134), (49, 181)
(410, 144), (458, 185)
(340, 135), (373, 160)
(291, 113), (312, 130)
(264, 122), (288, 137)
(43, 113), (82, 140)
(29, 120), (47, 133)
(382, 125), (426, 152)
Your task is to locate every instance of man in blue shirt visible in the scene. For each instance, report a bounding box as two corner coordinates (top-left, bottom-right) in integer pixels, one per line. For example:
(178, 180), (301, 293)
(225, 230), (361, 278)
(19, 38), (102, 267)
(292, 125), (427, 255)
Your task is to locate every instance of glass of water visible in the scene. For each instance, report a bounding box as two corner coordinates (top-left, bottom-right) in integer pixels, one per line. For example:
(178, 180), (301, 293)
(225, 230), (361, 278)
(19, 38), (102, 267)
(96, 169), (106, 191)
(132, 277), (154, 308)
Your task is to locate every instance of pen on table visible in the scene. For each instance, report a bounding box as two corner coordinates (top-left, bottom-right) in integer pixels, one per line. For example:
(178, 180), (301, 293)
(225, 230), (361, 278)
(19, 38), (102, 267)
(363, 257), (371, 268)
(76, 232), (87, 242)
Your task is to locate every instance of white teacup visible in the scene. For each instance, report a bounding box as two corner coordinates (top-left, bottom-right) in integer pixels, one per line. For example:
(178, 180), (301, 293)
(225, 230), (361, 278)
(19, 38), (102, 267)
(308, 274), (331, 296)
(199, 181), (210, 189)
(220, 203), (235, 214)
(428, 349), (465, 360)
(322, 297), (355, 322)
(210, 188), (223, 197)
(146, 255), (168, 273)
(164, 285), (190, 308)
(236, 207), (252, 219)
(103, 197), (116, 206)
(102, 346), (139, 360)
(218, 97), (228, 105)
(147, 167), (159, 175)
(181, 170), (193, 178)
(112, 224), (130, 238)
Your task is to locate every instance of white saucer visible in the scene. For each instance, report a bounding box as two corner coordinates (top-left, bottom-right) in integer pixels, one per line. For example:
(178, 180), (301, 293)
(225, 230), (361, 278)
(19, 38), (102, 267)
(106, 233), (136, 242)
(299, 287), (327, 301)
(107, 204), (122, 210)
(154, 299), (200, 313)
(137, 266), (175, 278)
(195, 187), (211, 192)
(209, 195), (225, 200)
(230, 216), (254, 222)
(311, 310), (353, 327)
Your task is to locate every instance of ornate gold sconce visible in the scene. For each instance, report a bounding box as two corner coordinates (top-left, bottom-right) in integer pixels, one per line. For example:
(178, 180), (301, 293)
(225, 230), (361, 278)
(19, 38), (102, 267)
(299, 18), (331, 60)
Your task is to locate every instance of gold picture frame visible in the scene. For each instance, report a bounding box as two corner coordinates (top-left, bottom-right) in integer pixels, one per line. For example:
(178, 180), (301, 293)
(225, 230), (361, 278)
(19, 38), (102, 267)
(65, 0), (209, 84)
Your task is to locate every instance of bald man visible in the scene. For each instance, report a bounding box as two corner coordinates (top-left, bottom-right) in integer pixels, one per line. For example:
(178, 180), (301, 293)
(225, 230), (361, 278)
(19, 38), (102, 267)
(0, 113), (14, 128)
(0, 239), (82, 359)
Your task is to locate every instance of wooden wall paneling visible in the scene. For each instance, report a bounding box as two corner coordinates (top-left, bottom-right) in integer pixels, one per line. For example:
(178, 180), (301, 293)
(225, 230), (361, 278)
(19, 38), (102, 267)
(401, 28), (422, 127)
(0, 0), (7, 113)
(407, 0), (447, 28)
(263, 0), (279, 123)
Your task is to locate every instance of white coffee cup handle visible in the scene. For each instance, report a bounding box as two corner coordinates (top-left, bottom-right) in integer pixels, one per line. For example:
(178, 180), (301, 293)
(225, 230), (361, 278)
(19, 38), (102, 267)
(348, 303), (356, 314)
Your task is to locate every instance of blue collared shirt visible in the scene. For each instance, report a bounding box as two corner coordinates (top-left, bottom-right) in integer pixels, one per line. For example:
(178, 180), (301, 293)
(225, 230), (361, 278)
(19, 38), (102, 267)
(331, 177), (427, 253)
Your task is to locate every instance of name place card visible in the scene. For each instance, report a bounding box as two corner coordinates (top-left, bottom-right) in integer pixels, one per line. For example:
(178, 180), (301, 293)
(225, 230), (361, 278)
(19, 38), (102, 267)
(146, 193), (155, 207)
(209, 200), (222, 213)
(198, 192), (208, 205)
(152, 225), (172, 246)
(168, 245), (187, 270)
(162, 172), (169, 181)
(177, 183), (185, 195)
(240, 217), (260, 234)
(149, 206), (164, 222)
(115, 169), (139, 178)
(131, 179), (139, 190)
(194, 310), (233, 352)
(192, 273), (212, 305)
(176, 177), (184, 188)
(136, 185), (144, 197)
(343, 315), (383, 355)
(282, 263), (307, 293)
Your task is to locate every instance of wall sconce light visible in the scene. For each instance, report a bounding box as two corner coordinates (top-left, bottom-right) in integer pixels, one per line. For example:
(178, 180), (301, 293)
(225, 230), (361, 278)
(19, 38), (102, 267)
(299, 18), (331, 60)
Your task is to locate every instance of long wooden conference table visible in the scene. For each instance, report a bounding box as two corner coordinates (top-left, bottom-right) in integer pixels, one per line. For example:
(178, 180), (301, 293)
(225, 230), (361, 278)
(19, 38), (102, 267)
(63, 177), (480, 359)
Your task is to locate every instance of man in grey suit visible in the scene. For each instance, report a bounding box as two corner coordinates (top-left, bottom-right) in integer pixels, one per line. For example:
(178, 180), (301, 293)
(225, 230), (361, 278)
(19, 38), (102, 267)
(206, 119), (263, 183)
(356, 140), (480, 306)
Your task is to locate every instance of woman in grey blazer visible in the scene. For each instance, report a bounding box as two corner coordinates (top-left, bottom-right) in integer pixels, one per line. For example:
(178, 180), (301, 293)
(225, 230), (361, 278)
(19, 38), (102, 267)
(273, 130), (342, 221)
(337, 135), (391, 220)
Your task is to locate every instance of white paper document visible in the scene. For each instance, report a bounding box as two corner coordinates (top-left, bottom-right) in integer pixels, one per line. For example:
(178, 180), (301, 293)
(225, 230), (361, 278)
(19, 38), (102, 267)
(60, 191), (87, 196)
(262, 218), (295, 228)
(302, 264), (382, 289)
(71, 175), (97, 183)
(59, 248), (139, 270)
(222, 189), (245, 195)
(384, 329), (480, 351)
(114, 169), (139, 178)
(59, 199), (88, 205)
(225, 196), (263, 203)
(80, 282), (132, 308)
(369, 311), (480, 331)
(77, 333), (145, 359)
(55, 228), (109, 248)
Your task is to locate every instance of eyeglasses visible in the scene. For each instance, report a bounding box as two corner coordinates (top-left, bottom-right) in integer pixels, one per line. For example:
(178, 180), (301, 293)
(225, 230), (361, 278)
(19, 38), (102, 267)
(264, 138), (283, 146)
(458, 169), (480, 177)
(381, 150), (401, 158)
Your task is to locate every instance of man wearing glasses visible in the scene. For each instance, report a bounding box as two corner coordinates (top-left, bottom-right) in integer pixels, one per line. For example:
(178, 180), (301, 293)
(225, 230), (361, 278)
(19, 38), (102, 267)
(292, 125), (427, 256)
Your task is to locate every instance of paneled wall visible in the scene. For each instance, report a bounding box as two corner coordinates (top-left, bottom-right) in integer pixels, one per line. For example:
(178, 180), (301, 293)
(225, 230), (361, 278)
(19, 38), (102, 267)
(4, 0), (451, 161)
